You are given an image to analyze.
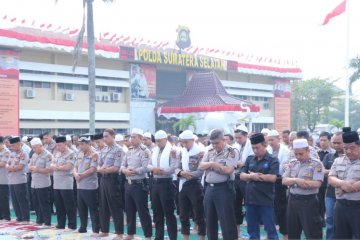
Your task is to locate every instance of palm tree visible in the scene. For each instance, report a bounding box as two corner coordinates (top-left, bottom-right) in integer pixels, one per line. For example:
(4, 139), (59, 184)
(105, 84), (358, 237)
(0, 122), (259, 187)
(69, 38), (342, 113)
(173, 115), (197, 133)
(349, 56), (360, 95)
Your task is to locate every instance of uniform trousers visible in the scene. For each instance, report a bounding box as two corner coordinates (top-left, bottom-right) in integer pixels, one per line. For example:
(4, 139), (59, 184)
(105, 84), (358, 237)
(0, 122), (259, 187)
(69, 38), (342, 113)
(334, 199), (360, 239)
(234, 175), (246, 225)
(77, 189), (100, 233)
(287, 194), (322, 240)
(53, 189), (77, 229)
(204, 182), (237, 240)
(125, 180), (152, 237)
(0, 184), (10, 220)
(179, 180), (206, 236)
(9, 183), (29, 221)
(99, 174), (124, 234)
(31, 187), (52, 226)
(274, 178), (287, 235)
(151, 178), (177, 240)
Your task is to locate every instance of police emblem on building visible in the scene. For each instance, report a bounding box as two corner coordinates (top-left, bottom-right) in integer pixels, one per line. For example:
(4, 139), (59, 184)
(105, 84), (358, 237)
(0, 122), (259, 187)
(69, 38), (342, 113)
(176, 26), (191, 50)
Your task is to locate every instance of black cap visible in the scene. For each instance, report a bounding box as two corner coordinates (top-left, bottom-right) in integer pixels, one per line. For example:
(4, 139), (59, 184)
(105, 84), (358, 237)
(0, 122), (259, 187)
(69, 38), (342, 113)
(0, 136), (3, 143)
(9, 136), (21, 144)
(27, 136), (33, 142)
(342, 127), (351, 133)
(55, 136), (66, 143)
(91, 133), (103, 141)
(250, 133), (265, 145)
(342, 131), (359, 144)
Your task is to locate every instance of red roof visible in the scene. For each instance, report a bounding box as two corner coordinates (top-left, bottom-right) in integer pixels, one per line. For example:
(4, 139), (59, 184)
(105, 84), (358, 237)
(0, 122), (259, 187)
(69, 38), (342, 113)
(158, 72), (260, 114)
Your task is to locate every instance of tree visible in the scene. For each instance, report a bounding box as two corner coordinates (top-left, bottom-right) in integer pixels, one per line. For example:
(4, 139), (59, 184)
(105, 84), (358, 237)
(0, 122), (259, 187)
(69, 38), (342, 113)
(349, 56), (360, 94)
(328, 98), (360, 130)
(173, 115), (197, 133)
(329, 119), (344, 129)
(291, 78), (340, 132)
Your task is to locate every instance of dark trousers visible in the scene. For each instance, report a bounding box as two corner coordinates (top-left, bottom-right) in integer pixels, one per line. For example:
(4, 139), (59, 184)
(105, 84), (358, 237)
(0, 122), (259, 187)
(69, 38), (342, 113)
(50, 175), (55, 213)
(234, 176), (246, 225)
(179, 180), (206, 236)
(9, 183), (30, 221)
(27, 173), (34, 211)
(54, 189), (77, 229)
(287, 194), (322, 240)
(125, 181), (152, 237)
(151, 179), (177, 240)
(32, 187), (52, 226)
(334, 200), (360, 239)
(246, 205), (278, 240)
(204, 184), (237, 240)
(99, 174), (124, 234)
(274, 178), (287, 235)
(317, 185), (326, 223)
(0, 184), (10, 220)
(78, 189), (100, 233)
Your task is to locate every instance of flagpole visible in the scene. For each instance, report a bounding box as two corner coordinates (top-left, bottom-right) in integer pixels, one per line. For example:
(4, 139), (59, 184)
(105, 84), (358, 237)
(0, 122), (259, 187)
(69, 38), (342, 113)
(344, 0), (350, 126)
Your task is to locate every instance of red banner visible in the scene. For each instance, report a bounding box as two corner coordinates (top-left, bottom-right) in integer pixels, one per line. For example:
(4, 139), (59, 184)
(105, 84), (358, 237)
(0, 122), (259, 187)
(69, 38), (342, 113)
(274, 79), (291, 131)
(0, 49), (20, 136)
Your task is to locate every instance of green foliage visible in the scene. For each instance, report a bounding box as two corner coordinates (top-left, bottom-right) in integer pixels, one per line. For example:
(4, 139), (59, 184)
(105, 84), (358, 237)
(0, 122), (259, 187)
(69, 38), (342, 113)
(329, 119), (344, 128)
(328, 98), (360, 130)
(173, 115), (196, 132)
(350, 56), (360, 94)
(291, 78), (340, 132)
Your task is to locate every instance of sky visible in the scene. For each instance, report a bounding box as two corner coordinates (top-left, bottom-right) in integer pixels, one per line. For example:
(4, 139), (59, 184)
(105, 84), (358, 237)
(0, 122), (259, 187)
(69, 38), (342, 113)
(1, 0), (360, 93)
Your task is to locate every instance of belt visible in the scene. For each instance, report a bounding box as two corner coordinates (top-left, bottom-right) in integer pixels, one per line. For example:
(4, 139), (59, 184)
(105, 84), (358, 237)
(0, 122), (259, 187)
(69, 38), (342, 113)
(183, 179), (200, 186)
(126, 179), (145, 185)
(101, 173), (118, 178)
(338, 199), (360, 206)
(152, 178), (172, 184)
(207, 182), (228, 187)
(290, 194), (316, 200)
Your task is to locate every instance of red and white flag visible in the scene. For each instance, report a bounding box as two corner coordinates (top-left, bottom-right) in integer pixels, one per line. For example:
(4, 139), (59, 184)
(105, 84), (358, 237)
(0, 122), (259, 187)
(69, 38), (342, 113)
(322, 0), (346, 25)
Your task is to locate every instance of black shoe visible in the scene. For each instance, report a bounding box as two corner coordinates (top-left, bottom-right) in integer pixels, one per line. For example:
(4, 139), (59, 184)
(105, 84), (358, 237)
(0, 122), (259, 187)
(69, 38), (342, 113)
(56, 225), (65, 229)
(78, 228), (87, 233)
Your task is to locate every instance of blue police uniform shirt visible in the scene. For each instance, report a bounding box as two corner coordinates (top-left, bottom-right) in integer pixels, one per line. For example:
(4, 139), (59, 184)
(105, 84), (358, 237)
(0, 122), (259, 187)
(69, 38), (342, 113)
(241, 152), (279, 207)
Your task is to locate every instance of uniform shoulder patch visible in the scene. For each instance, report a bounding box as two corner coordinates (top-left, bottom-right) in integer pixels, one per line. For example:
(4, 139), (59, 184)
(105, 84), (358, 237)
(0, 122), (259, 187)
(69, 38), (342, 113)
(92, 153), (98, 162)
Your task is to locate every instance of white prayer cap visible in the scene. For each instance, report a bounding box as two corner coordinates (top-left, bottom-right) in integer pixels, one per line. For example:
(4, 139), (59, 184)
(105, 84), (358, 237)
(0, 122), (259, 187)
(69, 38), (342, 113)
(131, 128), (144, 136)
(155, 130), (167, 140)
(180, 130), (194, 140)
(268, 130), (279, 137)
(21, 136), (28, 142)
(357, 128), (360, 132)
(261, 128), (270, 135)
(236, 125), (248, 133)
(30, 137), (43, 146)
(115, 134), (124, 142)
(293, 139), (309, 149)
(143, 132), (152, 139)
(193, 135), (198, 141)
(66, 135), (72, 141)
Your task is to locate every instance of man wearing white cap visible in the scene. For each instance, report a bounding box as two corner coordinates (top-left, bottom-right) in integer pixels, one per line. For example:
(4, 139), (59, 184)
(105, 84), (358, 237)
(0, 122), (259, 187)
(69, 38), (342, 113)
(267, 130), (290, 239)
(282, 139), (324, 240)
(233, 125), (253, 233)
(261, 128), (270, 141)
(143, 132), (156, 152)
(66, 135), (79, 154)
(176, 130), (206, 240)
(28, 138), (54, 227)
(148, 130), (179, 240)
(121, 128), (152, 240)
(115, 134), (129, 153)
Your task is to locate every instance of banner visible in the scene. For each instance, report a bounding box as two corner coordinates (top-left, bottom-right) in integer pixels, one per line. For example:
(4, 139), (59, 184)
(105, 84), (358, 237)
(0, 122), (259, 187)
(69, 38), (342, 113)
(135, 48), (227, 71)
(130, 64), (156, 99)
(274, 79), (291, 131)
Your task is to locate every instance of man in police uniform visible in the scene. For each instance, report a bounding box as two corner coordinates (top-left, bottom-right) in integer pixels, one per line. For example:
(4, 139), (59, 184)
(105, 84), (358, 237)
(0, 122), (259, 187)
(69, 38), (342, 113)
(51, 136), (76, 230)
(6, 136), (30, 223)
(74, 136), (100, 235)
(199, 129), (238, 240)
(148, 130), (179, 240)
(282, 139), (324, 240)
(240, 133), (279, 240)
(121, 128), (152, 240)
(0, 136), (11, 221)
(90, 133), (105, 152)
(143, 132), (156, 152)
(328, 127), (360, 239)
(97, 128), (125, 239)
(28, 138), (53, 226)
(176, 130), (206, 240)
(41, 132), (56, 154)
(232, 125), (253, 235)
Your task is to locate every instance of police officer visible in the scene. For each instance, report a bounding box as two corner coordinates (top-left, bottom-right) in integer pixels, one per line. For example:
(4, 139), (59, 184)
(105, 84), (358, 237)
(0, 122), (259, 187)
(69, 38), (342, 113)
(199, 129), (238, 240)
(148, 130), (179, 240)
(6, 136), (30, 223)
(143, 132), (156, 152)
(97, 128), (124, 239)
(51, 136), (76, 230)
(90, 133), (105, 152)
(0, 136), (11, 221)
(282, 139), (324, 240)
(288, 131), (319, 161)
(121, 128), (152, 240)
(233, 125), (253, 234)
(176, 130), (206, 240)
(28, 137), (53, 226)
(267, 130), (290, 239)
(40, 132), (56, 154)
(240, 133), (279, 240)
(328, 127), (360, 239)
(74, 136), (100, 236)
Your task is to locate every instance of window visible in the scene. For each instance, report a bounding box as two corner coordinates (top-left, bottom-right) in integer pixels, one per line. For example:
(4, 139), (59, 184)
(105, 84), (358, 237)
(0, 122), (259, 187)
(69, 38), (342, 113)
(20, 80), (51, 89)
(263, 103), (270, 109)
